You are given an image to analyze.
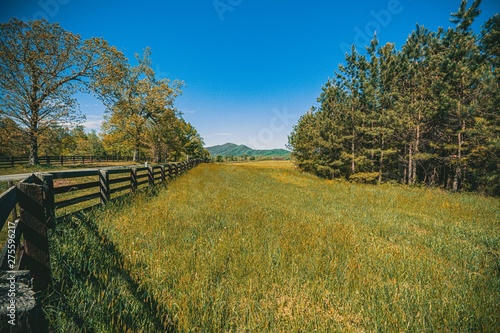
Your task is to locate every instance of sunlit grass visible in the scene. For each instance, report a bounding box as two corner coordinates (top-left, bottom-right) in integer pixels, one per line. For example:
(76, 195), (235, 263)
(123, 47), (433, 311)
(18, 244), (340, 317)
(46, 162), (500, 332)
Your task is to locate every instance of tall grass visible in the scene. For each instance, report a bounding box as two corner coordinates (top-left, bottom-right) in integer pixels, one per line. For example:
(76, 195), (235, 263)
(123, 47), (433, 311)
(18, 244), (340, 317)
(45, 161), (500, 332)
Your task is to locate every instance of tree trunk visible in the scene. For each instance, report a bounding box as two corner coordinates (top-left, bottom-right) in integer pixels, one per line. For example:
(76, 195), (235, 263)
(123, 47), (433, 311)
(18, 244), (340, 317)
(133, 147), (139, 162)
(453, 102), (465, 192)
(351, 129), (355, 174)
(29, 129), (39, 166)
(371, 119), (375, 172)
(401, 144), (407, 184)
(453, 119), (466, 192)
(155, 140), (161, 163)
(165, 147), (170, 163)
(408, 144), (413, 185)
(133, 130), (141, 162)
(351, 106), (355, 174)
(453, 165), (461, 192)
(378, 134), (384, 184)
(411, 126), (420, 185)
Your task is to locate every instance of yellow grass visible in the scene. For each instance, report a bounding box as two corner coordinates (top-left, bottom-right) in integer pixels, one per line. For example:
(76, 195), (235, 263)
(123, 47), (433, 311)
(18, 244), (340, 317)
(45, 162), (500, 332)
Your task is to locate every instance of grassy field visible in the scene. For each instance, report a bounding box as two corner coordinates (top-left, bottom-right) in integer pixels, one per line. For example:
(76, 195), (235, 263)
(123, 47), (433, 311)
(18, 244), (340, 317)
(44, 161), (500, 332)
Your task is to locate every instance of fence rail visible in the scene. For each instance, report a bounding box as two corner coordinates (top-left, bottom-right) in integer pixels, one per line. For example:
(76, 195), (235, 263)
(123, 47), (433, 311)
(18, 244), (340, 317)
(0, 155), (135, 168)
(0, 159), (201, 294)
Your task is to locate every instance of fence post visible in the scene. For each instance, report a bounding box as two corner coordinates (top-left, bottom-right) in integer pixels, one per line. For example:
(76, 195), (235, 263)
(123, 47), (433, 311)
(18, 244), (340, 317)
(60, 155), (63, 166)
(17, 174), (51, 291)
(131, 168), (137, 192)
(160, 165), (166, 183)
(46, 156), (50, 165)
(166, 164), (172, 178)
(38, 173), (55, 229)
(148, 166), (155, 186)
(7, 181), (18, 223)
(11, 157), (14, 167)
(99, 170), (110, 205)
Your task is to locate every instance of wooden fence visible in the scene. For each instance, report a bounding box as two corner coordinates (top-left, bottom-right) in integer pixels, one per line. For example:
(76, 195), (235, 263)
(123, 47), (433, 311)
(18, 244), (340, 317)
(0, 159), (202, 331)
(0, 155), (134, 168)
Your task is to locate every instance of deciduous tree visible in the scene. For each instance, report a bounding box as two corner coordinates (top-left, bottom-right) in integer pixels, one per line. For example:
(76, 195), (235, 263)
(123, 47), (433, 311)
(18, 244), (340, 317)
(0, 19), (125, 165)
(102, 48), (182, 161)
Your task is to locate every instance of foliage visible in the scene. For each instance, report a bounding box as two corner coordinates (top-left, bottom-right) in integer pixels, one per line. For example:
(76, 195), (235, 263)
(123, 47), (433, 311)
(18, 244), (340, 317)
(0, 19), (125, 165)
(100, 48), (206, 162)
(0, 19), (206, 164)
(288, 0), (499, 195)
(348, 172), (380, 184)
(0, 116), (27, 157)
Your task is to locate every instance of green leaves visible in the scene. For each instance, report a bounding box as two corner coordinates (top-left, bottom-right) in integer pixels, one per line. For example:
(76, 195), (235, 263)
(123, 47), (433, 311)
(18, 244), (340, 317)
(0, 18), (126, 165)
(0, 18), (199, 164)
(289, 0), (499, 195)
(100, 48), (204, 163)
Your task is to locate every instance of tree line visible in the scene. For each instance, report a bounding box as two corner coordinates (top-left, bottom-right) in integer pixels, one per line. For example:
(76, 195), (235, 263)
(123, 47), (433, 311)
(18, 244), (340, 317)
(0, 19), (208, 165)
(289, 0), (499, 195)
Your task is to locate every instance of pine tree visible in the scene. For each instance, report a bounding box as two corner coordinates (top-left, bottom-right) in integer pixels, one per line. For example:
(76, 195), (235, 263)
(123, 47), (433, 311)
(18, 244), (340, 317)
(289, 0), (499, 194)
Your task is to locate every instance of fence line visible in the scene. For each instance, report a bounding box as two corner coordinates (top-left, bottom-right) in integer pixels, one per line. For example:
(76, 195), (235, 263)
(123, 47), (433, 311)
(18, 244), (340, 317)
(0, 159), (202, 330)
(0, 155), (135, 168)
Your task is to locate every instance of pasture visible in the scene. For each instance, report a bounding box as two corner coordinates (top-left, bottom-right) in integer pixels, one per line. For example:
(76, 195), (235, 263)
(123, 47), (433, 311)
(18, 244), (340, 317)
(45, 161), (500, 332)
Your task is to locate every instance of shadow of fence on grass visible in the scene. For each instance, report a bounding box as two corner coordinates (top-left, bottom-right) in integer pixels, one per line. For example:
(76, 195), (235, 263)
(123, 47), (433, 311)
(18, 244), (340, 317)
(44, 209), (176, 332)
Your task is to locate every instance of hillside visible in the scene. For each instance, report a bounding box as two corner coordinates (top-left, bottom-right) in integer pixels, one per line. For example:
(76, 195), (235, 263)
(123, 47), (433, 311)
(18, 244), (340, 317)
(206, 142), (290, 157)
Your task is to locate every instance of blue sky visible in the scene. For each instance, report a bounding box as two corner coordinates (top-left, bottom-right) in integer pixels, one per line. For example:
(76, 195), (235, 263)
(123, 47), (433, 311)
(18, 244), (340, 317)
(1, 0), (499, 149)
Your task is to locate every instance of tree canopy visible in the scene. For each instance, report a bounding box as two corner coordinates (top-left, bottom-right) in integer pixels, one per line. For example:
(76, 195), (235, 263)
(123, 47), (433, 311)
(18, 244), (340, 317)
(0, 19), (207, 164)
(0, 18), (126, 164)
(289, 0), (499, 195)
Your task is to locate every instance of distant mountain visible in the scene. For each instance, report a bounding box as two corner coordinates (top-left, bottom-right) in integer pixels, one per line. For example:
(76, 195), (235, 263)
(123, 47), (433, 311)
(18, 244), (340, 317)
(206, 143), (290, 158)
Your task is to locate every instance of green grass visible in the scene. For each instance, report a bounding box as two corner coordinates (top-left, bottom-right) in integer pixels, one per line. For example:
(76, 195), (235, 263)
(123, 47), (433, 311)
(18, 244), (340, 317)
(44, 161), (500, 332)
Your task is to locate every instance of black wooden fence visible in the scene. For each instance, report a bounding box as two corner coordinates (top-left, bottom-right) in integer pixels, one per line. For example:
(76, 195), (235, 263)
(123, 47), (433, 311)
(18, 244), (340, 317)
(0, 155), (134, 168)
(0, 159), (202, 331)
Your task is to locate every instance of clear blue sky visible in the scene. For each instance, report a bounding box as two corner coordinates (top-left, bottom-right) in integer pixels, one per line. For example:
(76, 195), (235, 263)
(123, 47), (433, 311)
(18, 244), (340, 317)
(1, 0), (499, 149)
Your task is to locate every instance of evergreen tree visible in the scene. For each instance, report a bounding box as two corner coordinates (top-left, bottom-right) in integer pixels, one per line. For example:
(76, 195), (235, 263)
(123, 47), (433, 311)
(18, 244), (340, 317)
(289, 0), (499, 195)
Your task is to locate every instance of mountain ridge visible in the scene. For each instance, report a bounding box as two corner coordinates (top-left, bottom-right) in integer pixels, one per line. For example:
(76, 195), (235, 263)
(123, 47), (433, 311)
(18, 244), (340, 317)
(206, 143), (290, 157)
